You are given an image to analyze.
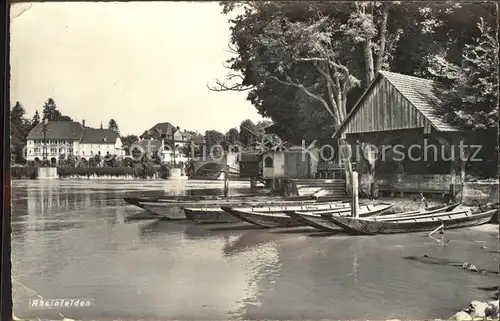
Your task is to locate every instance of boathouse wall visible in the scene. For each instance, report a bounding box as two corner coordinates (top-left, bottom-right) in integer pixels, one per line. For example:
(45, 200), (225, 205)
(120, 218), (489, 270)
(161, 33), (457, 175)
(261, 148), (318, 179)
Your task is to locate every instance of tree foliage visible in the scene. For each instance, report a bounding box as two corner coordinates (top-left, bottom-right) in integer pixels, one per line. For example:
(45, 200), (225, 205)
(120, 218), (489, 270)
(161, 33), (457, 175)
(225, 127), (240, 145)
(31, 110), (40, 128)
(42, 98), (72, 121)
(212, 1), (496, 142)
(205, 130), (225, 156)
(108, 118), (120, 134)
(429, 17), (498, 131)
(120, 134), (139, 154)
(10, 102), (31, 162)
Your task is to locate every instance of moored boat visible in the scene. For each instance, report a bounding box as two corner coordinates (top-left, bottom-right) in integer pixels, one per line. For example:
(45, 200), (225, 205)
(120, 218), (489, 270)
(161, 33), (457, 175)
(141, 202), (187, 220)
(144, 198), (347, 220)
(222, 203), (393, 228)
(287, 202), (458, 232)
(282, 203), (394, 231)
(184, 207), (239, 224)
(321, 206), (498, 235)
(183, 199), (348, 223)
(125, 194), (321, 209)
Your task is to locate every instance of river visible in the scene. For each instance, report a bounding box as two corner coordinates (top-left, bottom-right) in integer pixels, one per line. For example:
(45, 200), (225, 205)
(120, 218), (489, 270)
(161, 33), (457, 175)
(10, 180), (499, 320)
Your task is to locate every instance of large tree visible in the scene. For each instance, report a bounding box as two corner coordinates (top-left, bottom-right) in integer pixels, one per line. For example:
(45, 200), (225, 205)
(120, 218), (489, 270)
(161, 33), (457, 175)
(205, 130), (226, 157)
(210, 1), (496, 190)
(212, 2), (492, 134)
(31, 110), (40, 128)
(120, 134), (139, 154)
(225, 127), (240, 147)
(108, 119), (120, 134)
(239, 119), (260, 149)
(11, 102), (31, 163)
(42, 98), (72, 121)
(428, 17), (498, 131)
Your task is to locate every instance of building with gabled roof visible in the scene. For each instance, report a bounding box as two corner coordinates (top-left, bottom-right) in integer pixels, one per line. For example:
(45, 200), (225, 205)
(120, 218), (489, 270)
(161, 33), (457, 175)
(331, 71), (486, 198)
(138, 122), (190, 164)
(25, 119), (124, 164)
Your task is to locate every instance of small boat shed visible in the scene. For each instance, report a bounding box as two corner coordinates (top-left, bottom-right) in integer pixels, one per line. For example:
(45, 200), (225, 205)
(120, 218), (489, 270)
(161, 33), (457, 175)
(332, 71), (486, 199)
(260, 145), (319, 180)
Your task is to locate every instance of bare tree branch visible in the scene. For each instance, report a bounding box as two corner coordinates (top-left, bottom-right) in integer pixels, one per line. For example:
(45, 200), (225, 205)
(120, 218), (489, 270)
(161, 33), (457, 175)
(269, 75), (336, 120)
(207, 78), (254, 92)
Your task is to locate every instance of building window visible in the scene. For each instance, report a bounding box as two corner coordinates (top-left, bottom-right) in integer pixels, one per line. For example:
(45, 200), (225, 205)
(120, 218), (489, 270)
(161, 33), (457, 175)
(98, 151), (101, 155)
(264, 156), (274, 168)
(50, 148), (57, 154)
(91, 151), (93, 155)
(34, 148), (39, 153)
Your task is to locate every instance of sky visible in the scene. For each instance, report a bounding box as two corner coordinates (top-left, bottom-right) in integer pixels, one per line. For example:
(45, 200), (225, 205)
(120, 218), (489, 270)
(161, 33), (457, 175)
(10, 1), (263, 136)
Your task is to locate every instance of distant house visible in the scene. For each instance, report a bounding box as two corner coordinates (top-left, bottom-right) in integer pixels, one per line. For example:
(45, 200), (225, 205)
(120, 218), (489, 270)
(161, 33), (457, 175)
(79, 126), (124, 160)
(26, 119), (124, 164)
(139, 122), (190, 164)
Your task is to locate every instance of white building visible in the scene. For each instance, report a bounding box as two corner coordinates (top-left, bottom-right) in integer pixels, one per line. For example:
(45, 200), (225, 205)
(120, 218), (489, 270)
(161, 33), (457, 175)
(139, 122), (191, 164)
(26, 119), (124, 164)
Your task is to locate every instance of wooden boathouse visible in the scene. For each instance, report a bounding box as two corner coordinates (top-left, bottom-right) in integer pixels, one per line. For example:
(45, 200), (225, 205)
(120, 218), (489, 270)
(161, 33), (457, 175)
(333, 71), (492, 200)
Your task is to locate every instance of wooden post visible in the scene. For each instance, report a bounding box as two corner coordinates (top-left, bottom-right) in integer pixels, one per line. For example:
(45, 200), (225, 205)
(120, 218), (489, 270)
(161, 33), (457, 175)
(223, 165), (229, 197)
(351, 171), (359, 218)
(250, 177), (257, 188)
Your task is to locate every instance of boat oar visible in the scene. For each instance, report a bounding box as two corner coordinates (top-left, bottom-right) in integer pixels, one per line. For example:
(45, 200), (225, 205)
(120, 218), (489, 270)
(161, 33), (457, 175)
(428, 221), (445, 237)
(473, 199), (484, 212)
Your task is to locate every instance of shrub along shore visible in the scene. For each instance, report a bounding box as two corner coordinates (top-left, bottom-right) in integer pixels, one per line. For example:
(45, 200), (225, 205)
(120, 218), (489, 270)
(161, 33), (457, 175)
(11, 164), (175, 179)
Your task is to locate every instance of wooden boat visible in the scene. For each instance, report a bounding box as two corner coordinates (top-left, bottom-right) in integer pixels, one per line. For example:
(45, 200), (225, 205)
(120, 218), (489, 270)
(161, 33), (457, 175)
(124, 196), (162, 208)
(125, 194), (322, 208)
(184, 207), (240, 224)
(321, 206), (498, 235)
(145, 199), (347, 220)
(140, 202), (187, 220)
(287, 203), (459, 232)
(375, 203), (461, 219)
(183, 199), (349, 223)
(222, 203), (393, 228)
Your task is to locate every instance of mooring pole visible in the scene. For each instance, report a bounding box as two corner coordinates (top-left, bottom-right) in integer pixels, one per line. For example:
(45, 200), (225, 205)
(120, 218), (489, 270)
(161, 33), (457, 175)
(351, 171), (359, 218)
(223, 164), (229, 197)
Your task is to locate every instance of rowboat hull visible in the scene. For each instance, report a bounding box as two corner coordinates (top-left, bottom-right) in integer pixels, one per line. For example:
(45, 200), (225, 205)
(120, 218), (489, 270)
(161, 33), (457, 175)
(323, 209), (498, 235)
(141, 203), (187, 220)
(221, 208), (303, 228)
(303, 203), (460, 232)
(220, 202), (352, 228)
(223, 203), (393, 229)
(284, 203), (394, 231)
(285, 211), (343, 231)
(126, 194), (321, 208)
(184, 208), (239, 224)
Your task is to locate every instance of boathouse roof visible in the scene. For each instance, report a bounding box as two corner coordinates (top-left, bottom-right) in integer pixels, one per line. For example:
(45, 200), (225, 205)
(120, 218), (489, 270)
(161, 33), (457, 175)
(332, 71), (461, 139)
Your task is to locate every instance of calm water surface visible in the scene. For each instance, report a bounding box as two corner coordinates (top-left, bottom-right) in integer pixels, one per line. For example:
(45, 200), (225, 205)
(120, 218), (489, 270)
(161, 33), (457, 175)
(11, 180), (499, 320)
